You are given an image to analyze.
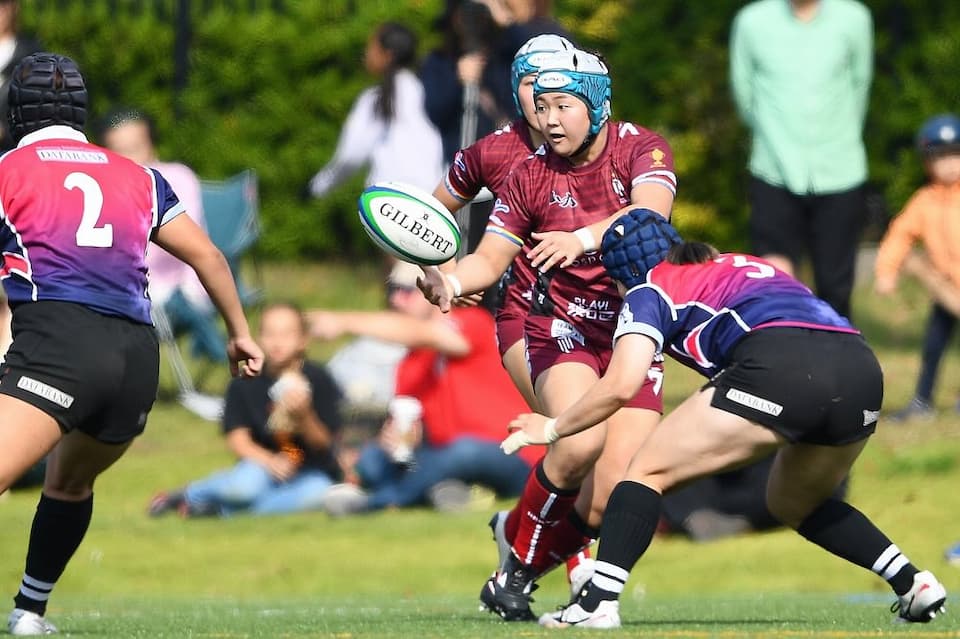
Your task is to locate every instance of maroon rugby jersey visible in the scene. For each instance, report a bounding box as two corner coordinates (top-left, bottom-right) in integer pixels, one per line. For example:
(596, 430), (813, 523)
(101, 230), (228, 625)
(486, 121), (676, 346)
(444, 119), (539, 319)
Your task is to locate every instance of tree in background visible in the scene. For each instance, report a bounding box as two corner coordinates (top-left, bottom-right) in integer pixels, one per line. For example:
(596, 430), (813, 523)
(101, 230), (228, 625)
(21, 0), (960, 259)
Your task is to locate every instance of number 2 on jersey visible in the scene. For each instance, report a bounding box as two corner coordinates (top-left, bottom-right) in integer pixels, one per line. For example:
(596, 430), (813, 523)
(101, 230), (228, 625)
(66, 172), (113, 248)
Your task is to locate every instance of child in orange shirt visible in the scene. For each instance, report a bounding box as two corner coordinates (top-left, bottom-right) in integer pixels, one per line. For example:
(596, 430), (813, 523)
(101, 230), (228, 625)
(875, 113), (960, 420)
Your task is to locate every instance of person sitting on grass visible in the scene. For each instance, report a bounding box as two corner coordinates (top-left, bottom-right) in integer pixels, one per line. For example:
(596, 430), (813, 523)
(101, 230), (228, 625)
(308, 262), (540, 516)
(502, 209), (947, 628)
(148, 302), (343, 518)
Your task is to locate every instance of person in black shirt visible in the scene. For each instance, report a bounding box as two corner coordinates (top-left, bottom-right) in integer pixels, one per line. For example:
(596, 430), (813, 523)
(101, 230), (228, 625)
(149, 302), (342, 517)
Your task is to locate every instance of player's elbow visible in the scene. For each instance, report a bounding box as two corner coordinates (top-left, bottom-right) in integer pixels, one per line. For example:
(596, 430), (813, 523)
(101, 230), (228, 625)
(607, 376), (645, 407)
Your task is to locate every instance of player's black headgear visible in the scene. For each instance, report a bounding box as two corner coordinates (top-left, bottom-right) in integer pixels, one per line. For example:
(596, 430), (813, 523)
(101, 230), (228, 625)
(7, 52), (87, 145)
(601, 208), (682, 289)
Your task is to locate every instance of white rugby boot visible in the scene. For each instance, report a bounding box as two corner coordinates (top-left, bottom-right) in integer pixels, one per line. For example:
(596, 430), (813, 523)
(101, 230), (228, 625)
(8, 608), (57, 635)
(892, 570), (947, 623)
(538, 598), (620, 629)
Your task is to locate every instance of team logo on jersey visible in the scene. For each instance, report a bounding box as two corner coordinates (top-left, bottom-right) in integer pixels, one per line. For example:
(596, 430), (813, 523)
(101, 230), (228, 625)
(650, 148), (666, 168)
(493, 198), (510, 216)
(550, 319), (585, 354)
(568, 296), (616, 321)
(611, 174), (626, 199)
(454, 151), (466, 172)
(550, 190), (577, 208)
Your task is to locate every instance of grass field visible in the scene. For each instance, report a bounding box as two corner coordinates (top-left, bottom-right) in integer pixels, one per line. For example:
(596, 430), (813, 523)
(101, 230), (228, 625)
(1, 261), (959, 637)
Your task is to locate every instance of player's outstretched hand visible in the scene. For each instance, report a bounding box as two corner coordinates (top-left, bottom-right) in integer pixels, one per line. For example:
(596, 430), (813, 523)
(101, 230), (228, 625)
(228, 336), (264, 378)
(417, 265), (454, 312)
(501, 413), (560, 454)
(529, 231), (584, 271)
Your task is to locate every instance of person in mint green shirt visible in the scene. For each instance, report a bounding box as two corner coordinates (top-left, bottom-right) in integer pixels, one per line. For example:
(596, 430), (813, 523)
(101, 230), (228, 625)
(730, 0), (873, 319)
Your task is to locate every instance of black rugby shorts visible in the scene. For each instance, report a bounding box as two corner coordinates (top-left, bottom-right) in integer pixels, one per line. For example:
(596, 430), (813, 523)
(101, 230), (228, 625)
(704, 328), (882, 445)
(0, 301), (159, 443)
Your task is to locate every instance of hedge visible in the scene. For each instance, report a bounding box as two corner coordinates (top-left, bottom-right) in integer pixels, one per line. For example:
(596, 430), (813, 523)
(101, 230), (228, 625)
(21, 0), (960, 258)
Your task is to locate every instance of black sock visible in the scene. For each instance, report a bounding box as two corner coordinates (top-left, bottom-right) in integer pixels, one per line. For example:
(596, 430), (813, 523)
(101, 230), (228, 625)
(579, 481), (662, 611)
(796, 498), (918, 596)
(568, 509), (600, 541)
(13, 493), (93, 615)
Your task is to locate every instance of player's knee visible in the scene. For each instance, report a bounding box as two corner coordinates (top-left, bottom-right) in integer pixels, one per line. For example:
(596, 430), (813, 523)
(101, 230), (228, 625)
(543, 449), (598, 488)
(42, 481), (93, 501)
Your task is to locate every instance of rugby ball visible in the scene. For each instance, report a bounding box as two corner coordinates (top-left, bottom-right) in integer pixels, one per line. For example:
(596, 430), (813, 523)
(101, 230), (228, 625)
(357, 181), (461, 266)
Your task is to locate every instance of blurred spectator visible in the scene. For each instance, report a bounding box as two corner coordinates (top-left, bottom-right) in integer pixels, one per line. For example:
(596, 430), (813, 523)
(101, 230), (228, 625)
(947, 541), (960, 566)
(148, 303), (343, 518)
(101, 108), (227, 366)
(0, 0), (43, 359)
(308, 21), (443, 198)
(308, 262), (540, 516)
(874, 114), (960, 421)
(730, 0), (873, 319)
(0, 0), (42, 152)
(421, 0), (504, 162)
(480, 0), (571, 110)
(660, 454), (847, 543)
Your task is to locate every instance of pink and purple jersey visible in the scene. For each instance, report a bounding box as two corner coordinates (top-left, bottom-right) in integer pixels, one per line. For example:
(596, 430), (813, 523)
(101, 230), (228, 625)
(444, 119), (539, 323)
(487, 121), (676, 346)
(0, 126), (184, 324)
(615, 253), (858, 377)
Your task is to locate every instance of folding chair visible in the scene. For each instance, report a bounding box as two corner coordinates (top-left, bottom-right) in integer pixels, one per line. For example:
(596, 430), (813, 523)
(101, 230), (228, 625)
(153, 303), (225, 422)
(154, 169), (263, 421)
(200, 168), (263, 307)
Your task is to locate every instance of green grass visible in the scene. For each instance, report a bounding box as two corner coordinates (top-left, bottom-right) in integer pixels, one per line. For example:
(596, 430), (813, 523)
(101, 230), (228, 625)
(1, 262), (960, 637)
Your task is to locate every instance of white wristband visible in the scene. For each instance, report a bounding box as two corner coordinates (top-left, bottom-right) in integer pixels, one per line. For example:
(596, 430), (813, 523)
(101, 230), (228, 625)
(543, 418), (560, 444)
(573, 227), (597, 253)
(446, 273), (463, 298)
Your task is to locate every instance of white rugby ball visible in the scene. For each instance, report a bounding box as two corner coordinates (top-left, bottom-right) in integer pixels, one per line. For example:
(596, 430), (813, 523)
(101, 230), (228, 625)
(357, 181), (461, 266)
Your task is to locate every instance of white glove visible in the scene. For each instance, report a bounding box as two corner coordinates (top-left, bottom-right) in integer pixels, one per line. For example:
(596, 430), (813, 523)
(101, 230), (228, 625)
(500, 418), (559, 455)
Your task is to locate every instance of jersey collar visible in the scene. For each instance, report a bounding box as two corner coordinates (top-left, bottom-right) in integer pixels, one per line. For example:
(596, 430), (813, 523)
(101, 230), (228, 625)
(17, 125), (89, 148)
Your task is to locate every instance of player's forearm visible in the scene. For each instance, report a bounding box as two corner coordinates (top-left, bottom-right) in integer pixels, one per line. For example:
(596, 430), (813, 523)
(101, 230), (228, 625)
(554, 338), (654, 438)
(190, 250), (250, 339)
(450, 251), (504, 296)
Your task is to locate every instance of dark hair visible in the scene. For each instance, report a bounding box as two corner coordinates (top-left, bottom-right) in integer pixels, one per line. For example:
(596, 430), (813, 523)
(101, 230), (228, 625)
(666, 241), (719, 265)
(374, 22), (418, 122)
(98, 107), (156, 144)
(433, 0), (497, 57)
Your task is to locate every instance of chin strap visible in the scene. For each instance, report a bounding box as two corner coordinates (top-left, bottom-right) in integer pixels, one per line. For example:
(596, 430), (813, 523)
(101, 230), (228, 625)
(570, 132), (596, 160)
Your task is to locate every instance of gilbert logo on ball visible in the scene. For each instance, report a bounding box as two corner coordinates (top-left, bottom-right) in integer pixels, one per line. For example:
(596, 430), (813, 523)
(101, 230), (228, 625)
(357, 181), (461, 265)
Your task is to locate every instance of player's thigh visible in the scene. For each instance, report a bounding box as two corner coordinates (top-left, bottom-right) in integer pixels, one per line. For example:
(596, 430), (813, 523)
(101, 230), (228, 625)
(592, 407), (659, 502)
(766, 439), (868, 528)
(0, 395), (62, 493)
(501, 338), (539, 412)
(579, 406), (660, 526)
(535, 361), (606, 485)
(624, 387), (782, 493)
(43, 428), (133, 500)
